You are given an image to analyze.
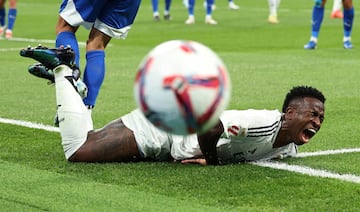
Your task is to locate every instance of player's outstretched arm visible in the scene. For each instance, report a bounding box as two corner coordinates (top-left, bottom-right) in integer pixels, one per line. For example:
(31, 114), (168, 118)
(197, 120), (224, 165)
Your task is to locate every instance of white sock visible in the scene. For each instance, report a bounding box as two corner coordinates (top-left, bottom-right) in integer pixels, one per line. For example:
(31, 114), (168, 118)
(332, 0), (342, 11)
(310, 36), (318, 43)
(54, 65), (93, 159)
(268, 0), (279, 16)
(343, 37), (351, 42)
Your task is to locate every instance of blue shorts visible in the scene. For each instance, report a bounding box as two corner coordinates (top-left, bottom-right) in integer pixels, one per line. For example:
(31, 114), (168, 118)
(59, 0), (141, 39)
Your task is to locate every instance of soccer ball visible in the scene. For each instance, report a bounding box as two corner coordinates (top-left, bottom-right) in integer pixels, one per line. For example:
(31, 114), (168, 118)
(134, 40), (231, 135)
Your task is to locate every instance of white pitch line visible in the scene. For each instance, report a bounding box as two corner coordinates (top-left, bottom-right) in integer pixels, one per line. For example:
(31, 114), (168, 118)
(0, 47), (22, 52)
(6, 37), (86, 46)
(0, 117), (59, 133)
(1, 116), (360, 184)
(2, 37), (111, 47)
(252, 161), (360, 184)
(295, 148), (360, 158)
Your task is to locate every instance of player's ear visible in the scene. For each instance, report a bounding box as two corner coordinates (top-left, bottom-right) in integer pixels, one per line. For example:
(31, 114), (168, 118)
(284, 106), (296, 119)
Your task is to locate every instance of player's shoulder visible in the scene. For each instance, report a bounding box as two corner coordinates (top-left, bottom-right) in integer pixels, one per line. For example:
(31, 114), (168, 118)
(222, 109), (281, 116)
(221, 109), (281, 127)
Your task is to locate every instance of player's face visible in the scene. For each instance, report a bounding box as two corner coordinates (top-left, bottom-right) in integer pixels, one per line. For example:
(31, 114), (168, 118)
(285, 97), (325, 145)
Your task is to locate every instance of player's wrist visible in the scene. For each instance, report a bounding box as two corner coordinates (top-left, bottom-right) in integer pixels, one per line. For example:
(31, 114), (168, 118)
(204, 153), (219, 165)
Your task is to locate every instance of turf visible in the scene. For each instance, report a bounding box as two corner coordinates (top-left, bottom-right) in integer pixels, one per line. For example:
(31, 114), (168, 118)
(0, 0), (360, 210)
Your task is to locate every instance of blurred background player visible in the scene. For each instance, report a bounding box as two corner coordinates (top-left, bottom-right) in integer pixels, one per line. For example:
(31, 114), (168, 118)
(268, 0), (280, 24)
(152, 0), (172, 21)
(331, 0), (343, 18)
(54, 0), (141, 113)
(304, 0), (354, 49)
(0, 0), (17, 39)
(185, 0), (217, 25)
(227, 0), (239, 10)
(202, 0), (239, 10)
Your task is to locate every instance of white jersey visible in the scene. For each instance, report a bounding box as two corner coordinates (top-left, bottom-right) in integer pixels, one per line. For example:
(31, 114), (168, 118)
(121, 109), (297, 163)
(215, 109), (297, 163)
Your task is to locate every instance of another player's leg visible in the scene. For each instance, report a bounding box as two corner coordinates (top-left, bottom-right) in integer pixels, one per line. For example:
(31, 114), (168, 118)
(164, 0), (172, 20)
(55, 17), (80, 67)
(304, 0), (324, 49)
(0, 2), (5, 37)
(4, 0), (16, 39)
(342, 0), (354, 49)
(203, 0), (216, 10)
(205, 0), (217, 25)
(152, 0), (160, 21)
(268, 0), (280, 24)
(82, 28), (110, 109)
(183, 0), (189, 8)
(185, 0), (195, 24)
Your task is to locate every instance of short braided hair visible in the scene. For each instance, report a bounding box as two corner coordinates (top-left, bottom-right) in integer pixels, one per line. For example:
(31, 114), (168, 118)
(282, 86), (326, 113)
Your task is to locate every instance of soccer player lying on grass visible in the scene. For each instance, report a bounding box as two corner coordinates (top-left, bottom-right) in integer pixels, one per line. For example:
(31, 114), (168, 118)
(20, 46), (326, 165)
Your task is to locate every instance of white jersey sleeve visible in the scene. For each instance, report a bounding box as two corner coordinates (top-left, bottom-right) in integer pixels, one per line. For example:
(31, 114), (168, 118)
(219, 109), (279, 139)
(216, 109), (297, 163)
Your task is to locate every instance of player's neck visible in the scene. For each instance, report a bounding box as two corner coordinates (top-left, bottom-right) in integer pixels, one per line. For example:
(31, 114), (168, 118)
(273, 117), (292, 148)
(273, 130), (292, 148)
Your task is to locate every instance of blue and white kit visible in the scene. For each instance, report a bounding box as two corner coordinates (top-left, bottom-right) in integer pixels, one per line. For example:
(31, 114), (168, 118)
(59, 0), (141, 39)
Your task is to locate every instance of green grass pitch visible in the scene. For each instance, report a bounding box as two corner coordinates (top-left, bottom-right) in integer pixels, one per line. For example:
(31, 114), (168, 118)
(0, 0), (360, 210)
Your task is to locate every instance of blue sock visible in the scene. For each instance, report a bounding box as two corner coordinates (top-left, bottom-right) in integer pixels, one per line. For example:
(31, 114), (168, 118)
(82, 50), (105, 107)
(0, 8), (5, 27)
(188, 0), (195, 16)
(165, 0), (171, 11)
(343, 7), (354, 37)
(206, 0), (214, 15)
(7, 8), (17, 30)
(152, 0), (158, 13)
(56, 31), (80, 67)
(311, 6), (324, 38)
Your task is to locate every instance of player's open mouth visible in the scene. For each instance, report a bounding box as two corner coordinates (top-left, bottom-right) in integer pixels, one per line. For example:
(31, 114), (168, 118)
(302, 128), (317, 142)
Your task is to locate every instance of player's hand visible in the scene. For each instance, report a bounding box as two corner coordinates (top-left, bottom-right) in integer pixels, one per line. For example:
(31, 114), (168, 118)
(181, 158), (207, 165)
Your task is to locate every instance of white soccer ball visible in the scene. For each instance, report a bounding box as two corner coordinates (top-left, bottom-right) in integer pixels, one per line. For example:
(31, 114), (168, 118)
(134, 40), (231, 135)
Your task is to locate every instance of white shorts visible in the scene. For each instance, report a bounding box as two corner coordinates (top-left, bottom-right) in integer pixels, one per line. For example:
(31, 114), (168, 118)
(121, 109), (203, 161)
(121, 109), (173, 161)
(59, 0), (141, 39)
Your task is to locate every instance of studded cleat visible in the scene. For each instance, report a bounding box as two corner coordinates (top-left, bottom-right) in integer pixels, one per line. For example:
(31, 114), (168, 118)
(164, 14), (171, 21)
(28, 63), (55, 83)
(304, 41), (317, 50)
(20, 45), (75, 70)
(28, 63), (87, 98)
(343, 40), (353, 49)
